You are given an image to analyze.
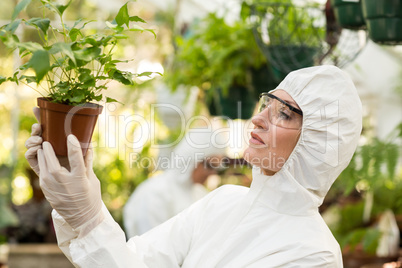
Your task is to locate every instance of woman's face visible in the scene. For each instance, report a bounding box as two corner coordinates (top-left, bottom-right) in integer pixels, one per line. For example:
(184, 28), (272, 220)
(244, 90), (302, 176)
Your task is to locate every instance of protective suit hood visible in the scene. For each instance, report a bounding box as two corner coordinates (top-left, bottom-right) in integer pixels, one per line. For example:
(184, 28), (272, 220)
(253, 65), (362, 215)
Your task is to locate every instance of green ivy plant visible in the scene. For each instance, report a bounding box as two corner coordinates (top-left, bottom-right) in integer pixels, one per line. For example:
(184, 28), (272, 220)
(0, 0), (157, 105)
(242, 0), (325, 47)
(167, 13), (267, 96)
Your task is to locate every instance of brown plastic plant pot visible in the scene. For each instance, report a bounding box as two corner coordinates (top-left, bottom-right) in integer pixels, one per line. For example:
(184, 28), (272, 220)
(37, 97), (103, 156)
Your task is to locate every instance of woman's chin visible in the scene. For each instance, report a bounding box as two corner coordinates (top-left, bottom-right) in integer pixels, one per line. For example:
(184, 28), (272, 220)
(243, 148), (260, 167)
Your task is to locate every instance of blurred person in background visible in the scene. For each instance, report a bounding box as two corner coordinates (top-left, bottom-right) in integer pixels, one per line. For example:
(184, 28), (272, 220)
(123, 129), (228, 237)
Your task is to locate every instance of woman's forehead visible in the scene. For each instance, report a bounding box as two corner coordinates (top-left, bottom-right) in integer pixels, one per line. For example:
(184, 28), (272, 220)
(271, 89), (300, 110)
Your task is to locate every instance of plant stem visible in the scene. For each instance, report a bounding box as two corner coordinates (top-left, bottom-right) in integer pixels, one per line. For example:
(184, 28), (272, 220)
(20, 81), (47, 97)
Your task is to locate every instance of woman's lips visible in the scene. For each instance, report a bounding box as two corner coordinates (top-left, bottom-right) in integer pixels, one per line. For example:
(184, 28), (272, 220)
(250, 132), (265, 145)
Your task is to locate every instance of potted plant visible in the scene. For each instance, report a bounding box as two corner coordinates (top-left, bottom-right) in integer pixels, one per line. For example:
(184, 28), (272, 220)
(0, 0), (156, 155)
(361, 0), (402, 44)
(243, 0), (325, 81)
(330, 0), (366, 30)
(167, 13), (268, 120)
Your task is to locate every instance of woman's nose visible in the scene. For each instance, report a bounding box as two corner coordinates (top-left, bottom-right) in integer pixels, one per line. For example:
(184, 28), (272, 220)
(251, 110), (269, 130)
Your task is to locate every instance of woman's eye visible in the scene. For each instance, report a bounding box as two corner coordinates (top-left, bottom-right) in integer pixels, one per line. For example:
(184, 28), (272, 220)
(278, 107), (291, 120)
(279, 111), (290, 120)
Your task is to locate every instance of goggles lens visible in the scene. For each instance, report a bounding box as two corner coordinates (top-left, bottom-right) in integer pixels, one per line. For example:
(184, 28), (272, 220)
(258, 93), (303, 130)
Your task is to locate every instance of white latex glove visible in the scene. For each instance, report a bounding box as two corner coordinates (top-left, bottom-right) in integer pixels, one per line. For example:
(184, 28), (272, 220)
(25, 107), (70, 175)
(38, 134), (104, 235)
(25, 107), (42, 176)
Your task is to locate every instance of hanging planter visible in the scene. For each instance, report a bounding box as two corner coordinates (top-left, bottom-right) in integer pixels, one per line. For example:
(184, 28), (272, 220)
(268, 45), (320, 81)
(207, 86), (256, 120)
(361, 0), (402, 44)
(330, 0), (366, 30)
(249, 1), (325, 80)
(251, 64), (279, 98)
(38, 98), (103, 156)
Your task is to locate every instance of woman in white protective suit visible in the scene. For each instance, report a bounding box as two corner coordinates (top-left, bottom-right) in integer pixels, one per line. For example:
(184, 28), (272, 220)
(25, 65), (362, 267)
(123, 129), (227, 237)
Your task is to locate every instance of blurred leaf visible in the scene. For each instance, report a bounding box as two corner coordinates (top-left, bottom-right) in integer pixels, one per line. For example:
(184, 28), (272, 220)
(73, 47), (101, 62)
(17, 42), (43, 52)
(69, 28), (81, 41)
(129, 16), (146, 23)
(69, 92), (86, 104)
(129, 25), (156, 38)
(385, 143), (399, 179)
(27, 50), (50, 82)
(137, 72), (152, 77)
(3, 20), (22, 34)
(20, 75), (37, 84)
(42, 0), (72, 16)
(115, 2), (129, 27)
(106, 97), (119, 103)
(362, 228), (381, 255)
(25, 18), (50, 35)
(50, 42), (76, 65)
(12, 0), (32, 20)
(105, 21), (124, 32)
(112, 70), (134, 85)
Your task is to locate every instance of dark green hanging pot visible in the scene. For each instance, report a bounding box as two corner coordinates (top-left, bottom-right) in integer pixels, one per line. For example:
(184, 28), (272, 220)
(267, 45), (320, 82)
(361, 0), (402, 44)
(330, 0), (366, 30)
(251, 64), (279, 99)
(207, 86), (256, 120)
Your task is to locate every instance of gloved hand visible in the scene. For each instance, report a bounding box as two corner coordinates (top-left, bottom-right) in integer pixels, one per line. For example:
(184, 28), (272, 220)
(25, 107), (42, 176)
(25, 107), (70, 175)
(38, 134), (104, 234)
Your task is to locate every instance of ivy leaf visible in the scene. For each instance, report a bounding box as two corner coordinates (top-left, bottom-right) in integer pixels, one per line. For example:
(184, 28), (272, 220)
(50, 42), (76, 65)
(105, 21), (124, 33)
(106, 97), (119, 103)
(112, 70), (134, 85)
(69, 92), (85, 104)
(27, 50), (50, 82)
(20, 75), (37, 83)
(17, 42), (44, 52)
(129, 16), (146, 23)
(1, 34), (20, 48)
(137, 72), (153, 77)
(18, 62), (30, 70)
(43, 0), (72, 16)
(25, 18), (50, 35)
(115, 2), (129, 27)
(4, 20), (22, 34)
(73, 46), (101, 62)
(12, 0), (32, 21)
(55, 0), (72, 16)
(71, 18), (83, 29)
(69, 28), (82, 41)
(129, 25), (156, 38)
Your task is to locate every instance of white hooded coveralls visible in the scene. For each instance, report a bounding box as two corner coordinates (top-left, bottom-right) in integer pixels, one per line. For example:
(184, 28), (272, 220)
(123, 129), (227, 237)
(51, 65), (362, 267)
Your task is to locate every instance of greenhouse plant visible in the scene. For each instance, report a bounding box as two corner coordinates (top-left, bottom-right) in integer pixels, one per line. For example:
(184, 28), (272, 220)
(167, 13), (269, 120)
(0, 0), (156, 155)
(243, 0), (325, 81)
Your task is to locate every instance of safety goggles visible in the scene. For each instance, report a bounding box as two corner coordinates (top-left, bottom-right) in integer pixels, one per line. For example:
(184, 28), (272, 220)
(258, 93), (303, 130)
